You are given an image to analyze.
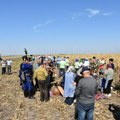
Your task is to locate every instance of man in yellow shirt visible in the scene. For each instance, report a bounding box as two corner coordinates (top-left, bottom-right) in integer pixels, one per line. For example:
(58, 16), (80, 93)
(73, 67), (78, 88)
(34, 63), (49, 102)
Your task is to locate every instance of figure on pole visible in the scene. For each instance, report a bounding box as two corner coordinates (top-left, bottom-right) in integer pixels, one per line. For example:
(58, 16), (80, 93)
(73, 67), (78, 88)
(24, 48), (28, 56)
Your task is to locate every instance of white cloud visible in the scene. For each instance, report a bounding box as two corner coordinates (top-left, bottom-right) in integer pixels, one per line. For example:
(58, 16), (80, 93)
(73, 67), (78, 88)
(71, 8), (114, 21)
(102, 12), (113, 16)
(33, 19), (54, 32)
(85, 9), (100, 18)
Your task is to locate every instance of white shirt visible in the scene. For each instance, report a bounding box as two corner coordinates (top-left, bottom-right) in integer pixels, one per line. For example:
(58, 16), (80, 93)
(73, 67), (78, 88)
(79, 61), (90, 67)
(79, 62), (84, 67)
(84, 61), (90, 67)
(74, 62), (80, 69)
(66, 59), (69, 66)
(7, 60), (13, 66)
(1, 61), (6, 67)
(100, 60), (106, 65)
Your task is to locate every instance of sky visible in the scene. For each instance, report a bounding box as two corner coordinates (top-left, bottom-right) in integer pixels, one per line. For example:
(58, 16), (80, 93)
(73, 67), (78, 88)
(0, 0), (120, 55)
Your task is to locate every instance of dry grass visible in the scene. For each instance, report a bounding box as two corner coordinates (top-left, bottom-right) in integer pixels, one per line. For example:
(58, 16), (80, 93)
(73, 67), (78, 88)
(0, 54), (120, 120)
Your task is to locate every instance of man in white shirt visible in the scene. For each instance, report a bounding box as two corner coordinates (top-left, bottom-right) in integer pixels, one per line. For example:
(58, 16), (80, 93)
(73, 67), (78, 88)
(6, 58), (13, 74)
(100, 57), (106, 65)
(79, 59), (90, 67)
(1, 60), (6, 75)
(65, 57), (70, 70)
(84, 58), (90, 67)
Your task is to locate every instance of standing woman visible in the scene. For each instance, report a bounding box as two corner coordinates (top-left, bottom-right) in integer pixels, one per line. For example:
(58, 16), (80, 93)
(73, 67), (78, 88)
(104, 64), (114, 97)
(64, 66), (76, 105)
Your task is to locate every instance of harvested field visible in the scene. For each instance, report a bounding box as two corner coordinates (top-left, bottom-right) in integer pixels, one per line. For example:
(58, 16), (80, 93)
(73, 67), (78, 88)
(0, 55), (120, 120)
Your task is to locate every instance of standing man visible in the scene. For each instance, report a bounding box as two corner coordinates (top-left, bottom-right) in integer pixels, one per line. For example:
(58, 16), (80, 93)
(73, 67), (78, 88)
(59, 58), (66, 77)
(65, 57), (70, 70)
(75, 67), (98, 120)
(34, 63), (49, 102)
(20, 59), (34, 99)
(6, 58), (13, 74)
(109, 58), (115, 70)
(1, 60), (6, 75)
(56, 56), (61, 68)
(74, 59), (80, 73)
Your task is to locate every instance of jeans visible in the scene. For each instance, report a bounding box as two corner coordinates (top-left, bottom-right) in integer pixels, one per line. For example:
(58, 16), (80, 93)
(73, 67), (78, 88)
(104, 79), (113, 94)
(77, 102), (94, 120)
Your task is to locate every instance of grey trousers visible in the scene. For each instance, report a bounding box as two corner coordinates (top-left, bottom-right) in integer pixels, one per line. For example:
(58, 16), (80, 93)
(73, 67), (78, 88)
(7, 65), (11, 74)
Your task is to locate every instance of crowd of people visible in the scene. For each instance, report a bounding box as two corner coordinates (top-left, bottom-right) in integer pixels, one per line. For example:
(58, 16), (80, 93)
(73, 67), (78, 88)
(18, 54), (115, 120)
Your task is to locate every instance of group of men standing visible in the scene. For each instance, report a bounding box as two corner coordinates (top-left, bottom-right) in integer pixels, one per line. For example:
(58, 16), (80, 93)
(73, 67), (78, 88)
(19, 55), (55, 100)
(1, 58), (13, 75)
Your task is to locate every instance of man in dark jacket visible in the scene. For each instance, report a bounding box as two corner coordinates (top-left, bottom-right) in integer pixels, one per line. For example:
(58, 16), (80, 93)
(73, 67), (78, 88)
(109, 58), (115, 70)
(75, 67), (98, 120)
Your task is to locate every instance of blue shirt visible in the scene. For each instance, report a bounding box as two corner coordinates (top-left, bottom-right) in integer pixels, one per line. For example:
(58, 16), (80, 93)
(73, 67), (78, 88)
(64, 72), (76, 97)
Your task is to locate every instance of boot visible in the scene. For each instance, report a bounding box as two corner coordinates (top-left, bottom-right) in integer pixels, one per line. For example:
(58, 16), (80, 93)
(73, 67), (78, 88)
(24, 90), (28, 97)
(28, 91), (35, 99)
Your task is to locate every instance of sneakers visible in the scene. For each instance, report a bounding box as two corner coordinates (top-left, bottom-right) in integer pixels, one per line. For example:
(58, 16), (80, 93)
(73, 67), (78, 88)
(108, 94), (111, 97)
(105, 94), (111, 98)
(29, 96), (35, 99)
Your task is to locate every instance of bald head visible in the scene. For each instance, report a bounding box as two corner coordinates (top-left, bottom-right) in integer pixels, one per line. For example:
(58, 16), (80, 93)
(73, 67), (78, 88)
(83, 71), (90, 78)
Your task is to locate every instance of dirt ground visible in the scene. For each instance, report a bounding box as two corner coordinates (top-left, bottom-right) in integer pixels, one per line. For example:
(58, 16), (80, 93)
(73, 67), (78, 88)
(0, 57), (120, 120)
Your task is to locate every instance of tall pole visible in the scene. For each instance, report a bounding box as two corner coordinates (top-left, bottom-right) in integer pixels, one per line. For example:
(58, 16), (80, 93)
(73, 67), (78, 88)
(0, 53), (2, 60)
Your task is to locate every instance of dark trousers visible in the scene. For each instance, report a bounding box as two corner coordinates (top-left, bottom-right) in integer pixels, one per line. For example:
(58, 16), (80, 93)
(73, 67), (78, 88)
(101, 78), (106, 92)
(66, 66), (69, 71)
(75, 68), (79, 73)
(105, 79), (113, 94)
(59, 68), (65, 77)
(65, 97), (75, 105)
(35, 78), (39, 89)
(7, 65), (11, 74)
(38, 80), (49, 101)
(57, 63), (60, 69)
(2, 67), (6, 75)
